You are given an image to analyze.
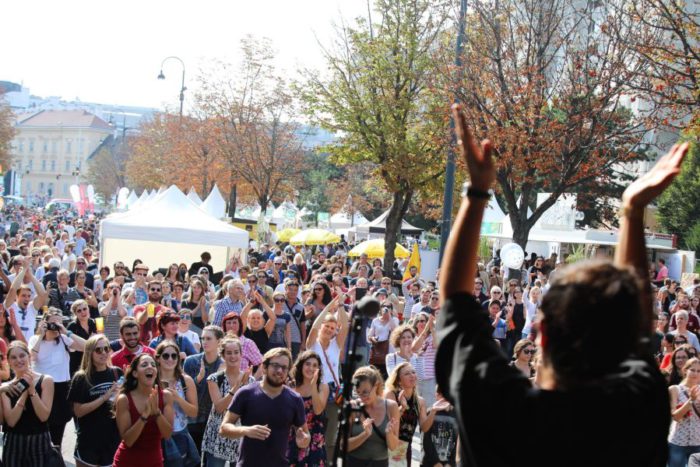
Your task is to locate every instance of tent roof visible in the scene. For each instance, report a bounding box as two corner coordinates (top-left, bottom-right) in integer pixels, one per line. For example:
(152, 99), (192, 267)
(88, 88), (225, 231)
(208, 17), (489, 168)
(187, 188), (203, 206)
(357, 209), (423, 235)
(200, 184), (227, 219)
(101, 185), (248, 248)
(330, 211), (368, 226)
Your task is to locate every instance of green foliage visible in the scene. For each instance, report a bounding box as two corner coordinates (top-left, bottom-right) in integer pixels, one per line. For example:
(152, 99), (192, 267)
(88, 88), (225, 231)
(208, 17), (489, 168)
(684, 221), (700, 257)
(297, 151), (342, 217)
(657, 139), (700, 248)
(566, 245), (588, 264)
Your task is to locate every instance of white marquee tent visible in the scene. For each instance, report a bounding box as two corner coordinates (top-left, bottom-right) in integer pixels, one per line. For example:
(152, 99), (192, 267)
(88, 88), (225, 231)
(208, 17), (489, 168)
(100, 185), (248, 272)
(187, 187), (203, 206)
(200, 184), (227, 219)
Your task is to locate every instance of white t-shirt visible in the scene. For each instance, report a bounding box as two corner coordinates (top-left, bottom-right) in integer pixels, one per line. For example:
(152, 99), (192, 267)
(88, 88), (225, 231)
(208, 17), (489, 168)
(28, 334), (74, 383)
(312, 339), (340, 386)
(62, 252), (76, 272)
(180, 329), (200, 349)
(10, 303), (38, 338)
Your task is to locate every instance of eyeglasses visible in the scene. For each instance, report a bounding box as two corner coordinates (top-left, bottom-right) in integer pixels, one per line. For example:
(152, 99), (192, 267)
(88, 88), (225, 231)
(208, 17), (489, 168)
(268, 362), (289, 372)
(475, 282), (483, 286)
(492, 291), (502, 294)
(287, 283), (299, 287)
(356, 388), (372, 397)
(94, 346), (110, 355)
(314, 288), (323, 292)
(181, 314), (192, 320)
(160, 353), (178, 360)
(149, 288), (162, 292)
(522, 349), (536, 355)
(77, 307), (89, 312)
(415, 319), (427, 323)
(248, 279), (257, 283)
(431, 297), (439, 301)
(257, 276), (267, 280)
(76, 262), (86, 265)
(274, 298), (285, 303)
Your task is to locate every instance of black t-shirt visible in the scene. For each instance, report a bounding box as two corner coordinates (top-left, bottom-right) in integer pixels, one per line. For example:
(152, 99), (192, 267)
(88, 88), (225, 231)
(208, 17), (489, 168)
(67, 367), (123, 449)
(244, 328), (270, 354)
(422, 408), (458, 466)
(436, 293), (670, 467)
(67, 319), (97, 376)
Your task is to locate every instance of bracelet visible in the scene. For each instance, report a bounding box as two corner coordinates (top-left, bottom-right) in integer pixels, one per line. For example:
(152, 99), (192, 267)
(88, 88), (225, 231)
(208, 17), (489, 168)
(139, 415), (148, 422)
(228, 389), (236, 397)
(66, 331), (73, 338)
(461, 183), (491, 200)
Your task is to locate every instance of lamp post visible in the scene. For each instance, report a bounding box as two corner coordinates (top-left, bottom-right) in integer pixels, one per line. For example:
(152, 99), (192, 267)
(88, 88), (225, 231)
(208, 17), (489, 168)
(439, 0), (468, 264)
(157, 56), (187, 120)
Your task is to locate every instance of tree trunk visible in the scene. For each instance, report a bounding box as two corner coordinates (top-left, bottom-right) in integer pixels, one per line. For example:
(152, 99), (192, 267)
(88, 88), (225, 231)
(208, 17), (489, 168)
(383, 189), (413, 278)
(228, 183), (237, 219)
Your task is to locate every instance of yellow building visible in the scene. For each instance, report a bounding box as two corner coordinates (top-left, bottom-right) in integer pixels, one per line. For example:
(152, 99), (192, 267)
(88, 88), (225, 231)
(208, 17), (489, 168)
(11, 109), (112, 199)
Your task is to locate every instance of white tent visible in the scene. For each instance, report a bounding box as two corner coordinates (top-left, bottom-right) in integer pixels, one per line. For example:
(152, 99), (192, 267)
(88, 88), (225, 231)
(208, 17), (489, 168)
(355, 209), (423, 239)
(100, 185), (248, 272)
(330, 211), (369, 230)
(200, 184), (227, 219)
(130, 191), (149, 211)
(187, 187), (203, 206)
(126, 191), (138, 209)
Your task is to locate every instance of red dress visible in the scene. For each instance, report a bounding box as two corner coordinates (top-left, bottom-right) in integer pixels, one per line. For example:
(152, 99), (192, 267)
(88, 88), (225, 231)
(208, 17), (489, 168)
(112, 389), (165, 467)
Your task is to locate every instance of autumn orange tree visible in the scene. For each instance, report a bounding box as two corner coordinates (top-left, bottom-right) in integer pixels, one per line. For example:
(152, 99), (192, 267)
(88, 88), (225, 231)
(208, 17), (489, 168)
(85, 135), (128, 201)
(0, 98), (15, 174)
(197, 37), (306, 219)
(446, 0), (659, 247)
(300, 0), (451, 271)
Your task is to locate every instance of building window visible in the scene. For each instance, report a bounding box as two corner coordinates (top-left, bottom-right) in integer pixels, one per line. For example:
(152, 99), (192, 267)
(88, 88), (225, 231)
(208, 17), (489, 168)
(39, 182), (45, 192)
(25, 181), (31, 193)
(52, 141), (58, 155)
(18, 140), (24, 153)
(66, 141), (72, 154)
(63, 183), (69, 195)
(65, 160), (71, 171)
(43, 141), (48, 153)
(29, 140), (34, 153)
(50, 160), (56, 171)
(28, 159), (33, 170)
(47, 183), (54, 197)
(41, 160), (46, 171)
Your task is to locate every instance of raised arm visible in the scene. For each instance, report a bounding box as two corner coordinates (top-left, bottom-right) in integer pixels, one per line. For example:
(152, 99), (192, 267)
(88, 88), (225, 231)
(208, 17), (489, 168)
(4, 267), (26, 309)
(29, 270), (48, 310)
(440, 105), (496, 301)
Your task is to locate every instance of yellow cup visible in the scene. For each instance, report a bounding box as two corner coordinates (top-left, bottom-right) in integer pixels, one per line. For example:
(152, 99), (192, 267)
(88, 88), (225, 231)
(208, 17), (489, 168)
(95, 317), (104, 333)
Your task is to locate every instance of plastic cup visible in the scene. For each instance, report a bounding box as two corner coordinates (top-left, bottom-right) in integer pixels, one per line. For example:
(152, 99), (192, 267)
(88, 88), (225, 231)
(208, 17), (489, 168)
(95, 317), (104, 333)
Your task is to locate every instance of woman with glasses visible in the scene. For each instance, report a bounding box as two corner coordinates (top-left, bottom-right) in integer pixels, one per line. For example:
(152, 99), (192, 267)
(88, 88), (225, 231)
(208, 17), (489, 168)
(1, 341), (54, 466)
(305, 282), (332, 331)
(666, 345), (697, 386)
(155, 341), (200, 466)
(202, 336), (254, 467)
(178, 311), (201, 352)
(288, 350), (329, 466)
(71, 269), (99, 317)
(180, 279), (209, 330)
(29, 308), (86, 448)
(100, 282), (128, 341)
(68, 334), (123, 467)
(411, 312), (437, 408)
(668, 357), (700, 467)
(307, 294), (349, 464)
(346, 366), (400, 467)
(113, 353), (175, 467)
(385, 362), (448, 466)
(268, 291), (292, 352)
(385, 324), (420, 378)
(510, 339), (537, 378)
(67, 299), (98, 375)
(663, 335), (690, 370)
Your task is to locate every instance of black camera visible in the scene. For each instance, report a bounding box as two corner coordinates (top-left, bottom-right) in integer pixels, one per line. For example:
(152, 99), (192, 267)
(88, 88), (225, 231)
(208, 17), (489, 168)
(46, 322), (60, 332)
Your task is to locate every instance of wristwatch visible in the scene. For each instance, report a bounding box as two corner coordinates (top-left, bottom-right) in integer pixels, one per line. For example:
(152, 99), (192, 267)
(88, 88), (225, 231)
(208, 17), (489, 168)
(461, 182), (492, 200)
(139, 415), (148, 422)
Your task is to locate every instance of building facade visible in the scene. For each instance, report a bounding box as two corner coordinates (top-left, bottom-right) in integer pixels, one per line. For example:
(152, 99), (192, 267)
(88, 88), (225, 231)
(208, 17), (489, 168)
(10, 109), (113, 199)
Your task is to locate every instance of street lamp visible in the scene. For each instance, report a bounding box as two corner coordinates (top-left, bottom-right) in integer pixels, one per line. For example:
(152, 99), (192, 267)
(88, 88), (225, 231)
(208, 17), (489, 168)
(157, 56), (187, 119)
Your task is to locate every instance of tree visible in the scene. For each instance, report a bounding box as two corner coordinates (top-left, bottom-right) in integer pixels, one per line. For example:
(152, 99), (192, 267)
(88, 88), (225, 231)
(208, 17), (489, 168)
(300, 0), (451, 272)
(449, 0), (657, 247)
(197, 36), (306, 218)
(616, 0), (700, 129)
(657, 138), (700, 248)
(0, 99), (15, 174)
(85, 135), (128, 201)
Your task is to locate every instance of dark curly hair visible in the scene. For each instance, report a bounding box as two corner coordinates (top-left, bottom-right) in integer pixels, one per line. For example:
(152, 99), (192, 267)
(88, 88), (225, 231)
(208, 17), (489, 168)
(540, 260), (644, 390)
(291, 350), (324, 390)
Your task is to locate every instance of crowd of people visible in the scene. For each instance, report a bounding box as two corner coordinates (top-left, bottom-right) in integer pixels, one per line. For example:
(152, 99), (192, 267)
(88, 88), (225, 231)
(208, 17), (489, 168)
(0, 111), (696, 467)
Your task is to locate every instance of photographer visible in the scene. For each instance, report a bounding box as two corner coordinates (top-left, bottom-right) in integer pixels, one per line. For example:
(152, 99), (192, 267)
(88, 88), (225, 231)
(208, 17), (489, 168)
(29, 308), (86, 448)
(99, 281), (129, 341)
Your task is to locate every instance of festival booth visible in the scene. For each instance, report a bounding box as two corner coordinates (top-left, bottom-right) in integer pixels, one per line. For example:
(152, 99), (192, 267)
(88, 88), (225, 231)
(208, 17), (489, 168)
(187, 187), (203, 206)
(353, 209), (423, 241)
(99, 185), (249, 272)
(200, 184), (227, 219)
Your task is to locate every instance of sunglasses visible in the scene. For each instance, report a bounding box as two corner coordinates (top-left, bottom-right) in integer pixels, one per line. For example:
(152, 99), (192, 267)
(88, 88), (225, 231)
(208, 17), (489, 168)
(160, 352), (178, 360)
(181, 314), (192, 320)
(257, 276), (267, 280)
(415, 319), (427, 323)
(149, 288), (162, 292)
(431, 297), (439, 301)
(274, 298), (285, 303)
(94, 346), (110, 355)
(522, 349), (536, 355)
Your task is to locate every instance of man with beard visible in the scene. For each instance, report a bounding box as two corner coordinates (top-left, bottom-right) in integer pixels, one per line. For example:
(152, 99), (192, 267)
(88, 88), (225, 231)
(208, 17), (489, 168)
(134, 280), (171, 344)
(220, 347), (310, 466)
(110, 317), (155, 370)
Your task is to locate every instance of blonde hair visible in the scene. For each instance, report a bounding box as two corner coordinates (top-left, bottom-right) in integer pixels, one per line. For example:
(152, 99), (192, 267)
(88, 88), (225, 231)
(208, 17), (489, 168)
(352, 366), (384, 396)
(77, 334), (113, 387)
(385, 362), (419, 396)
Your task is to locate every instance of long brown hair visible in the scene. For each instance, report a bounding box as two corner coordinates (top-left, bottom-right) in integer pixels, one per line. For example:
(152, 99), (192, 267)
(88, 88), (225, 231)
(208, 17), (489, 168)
(155, 340), (183, 381)
(77, 334), (113, 387)
(291, 350), (323, 390)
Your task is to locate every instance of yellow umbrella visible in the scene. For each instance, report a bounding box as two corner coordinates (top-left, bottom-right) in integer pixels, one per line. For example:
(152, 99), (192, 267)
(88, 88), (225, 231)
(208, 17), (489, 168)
(276, 228), (301, 243)
(348, 239), (410, 259)
(289, 229), (341, 246)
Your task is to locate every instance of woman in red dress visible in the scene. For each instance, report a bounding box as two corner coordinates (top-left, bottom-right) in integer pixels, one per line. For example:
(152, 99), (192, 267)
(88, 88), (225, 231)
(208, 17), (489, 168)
(113, 353), (174, 467)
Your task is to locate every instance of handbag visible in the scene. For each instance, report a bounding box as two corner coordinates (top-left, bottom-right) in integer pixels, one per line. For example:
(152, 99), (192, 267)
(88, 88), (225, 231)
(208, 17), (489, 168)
(369, 339), (390, 367)
(46, 445), (66, 467)
(320, 343), (344, 405)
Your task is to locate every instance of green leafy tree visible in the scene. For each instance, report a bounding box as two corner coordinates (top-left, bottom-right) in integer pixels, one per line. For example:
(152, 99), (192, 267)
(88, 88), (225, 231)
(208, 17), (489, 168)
(0, 99), (15, 174)
(299, 0), (450, 271)
(657, 139), (700, 247)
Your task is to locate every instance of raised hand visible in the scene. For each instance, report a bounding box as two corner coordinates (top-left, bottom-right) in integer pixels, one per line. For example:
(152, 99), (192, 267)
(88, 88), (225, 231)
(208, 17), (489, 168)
(622, 142), (689, 209)
(361, 417), (374, 436)
(452, 104), (496, 192)
(149, 386), (160, 414)
(310, 369), (319, 388)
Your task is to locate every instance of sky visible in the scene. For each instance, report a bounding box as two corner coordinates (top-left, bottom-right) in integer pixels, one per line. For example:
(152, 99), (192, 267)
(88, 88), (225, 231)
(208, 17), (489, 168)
(1, 0), (369, 111)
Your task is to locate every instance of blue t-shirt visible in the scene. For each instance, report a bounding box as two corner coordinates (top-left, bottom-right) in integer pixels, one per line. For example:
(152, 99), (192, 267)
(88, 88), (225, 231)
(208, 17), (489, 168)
(149, 334), (197, 356)
(268, 312), (291, 348)
(229, 382), (305, 467)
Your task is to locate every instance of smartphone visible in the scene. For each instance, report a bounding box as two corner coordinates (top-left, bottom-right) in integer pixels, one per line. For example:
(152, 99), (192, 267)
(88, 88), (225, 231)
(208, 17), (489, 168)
(355, 288), (367, 301)
(15, 379), (29, 393)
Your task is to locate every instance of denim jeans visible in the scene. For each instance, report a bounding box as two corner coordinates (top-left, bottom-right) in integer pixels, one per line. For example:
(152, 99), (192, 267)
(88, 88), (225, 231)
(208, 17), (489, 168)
(668, 442), (700, 467)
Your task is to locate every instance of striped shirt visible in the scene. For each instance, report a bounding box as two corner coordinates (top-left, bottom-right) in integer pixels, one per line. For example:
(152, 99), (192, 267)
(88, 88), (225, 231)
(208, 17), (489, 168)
(212, 297), (243, 326)
(418, 335), (436, 380)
